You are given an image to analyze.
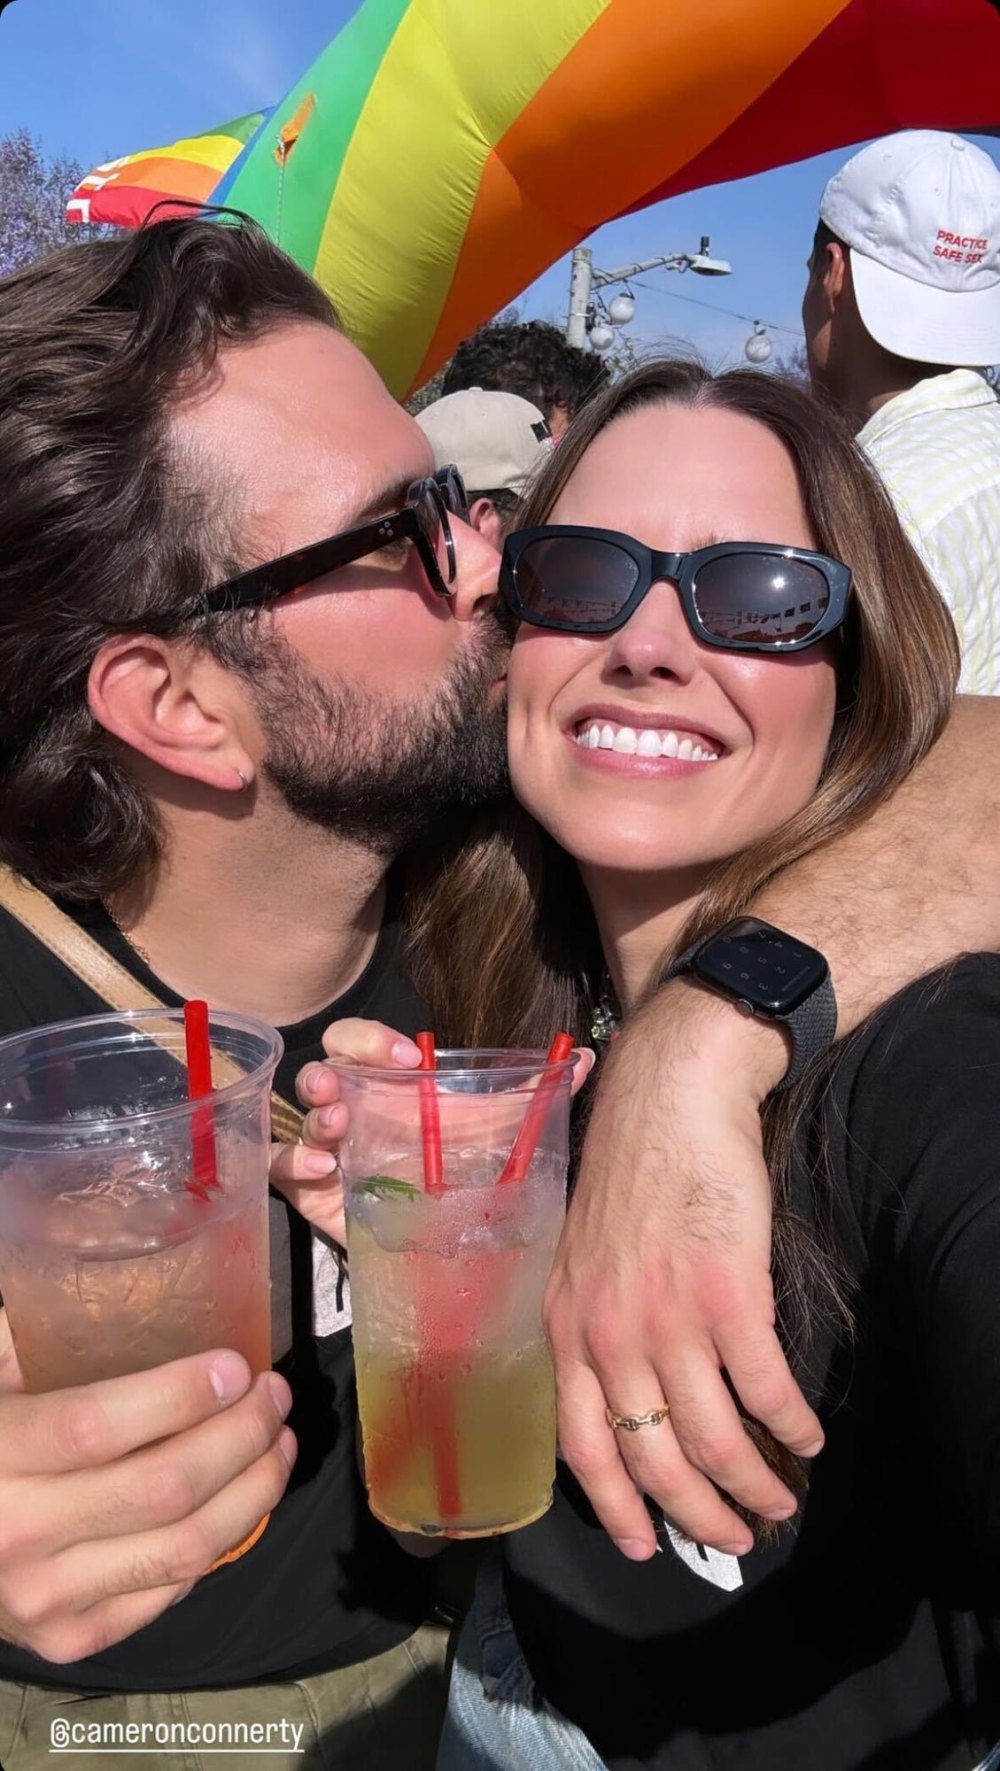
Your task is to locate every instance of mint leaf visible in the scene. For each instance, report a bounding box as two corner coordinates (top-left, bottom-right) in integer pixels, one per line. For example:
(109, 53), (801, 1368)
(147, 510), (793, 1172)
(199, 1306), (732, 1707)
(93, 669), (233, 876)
(355, 1175), (420, 1202)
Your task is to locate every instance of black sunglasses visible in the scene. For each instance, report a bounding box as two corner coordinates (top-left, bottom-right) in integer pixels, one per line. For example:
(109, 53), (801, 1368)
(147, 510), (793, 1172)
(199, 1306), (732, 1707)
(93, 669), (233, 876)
(500, 525), (852, 653)
(203, 465), (470, 613)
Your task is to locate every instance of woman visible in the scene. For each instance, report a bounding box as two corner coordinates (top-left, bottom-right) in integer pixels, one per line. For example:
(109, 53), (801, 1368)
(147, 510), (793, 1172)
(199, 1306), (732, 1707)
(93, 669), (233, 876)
(288, 362), (1000, 1768)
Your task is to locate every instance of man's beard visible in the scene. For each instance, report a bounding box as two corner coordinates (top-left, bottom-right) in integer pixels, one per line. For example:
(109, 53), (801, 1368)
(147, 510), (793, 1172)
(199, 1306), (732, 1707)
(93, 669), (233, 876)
(247, 618), (510, 856)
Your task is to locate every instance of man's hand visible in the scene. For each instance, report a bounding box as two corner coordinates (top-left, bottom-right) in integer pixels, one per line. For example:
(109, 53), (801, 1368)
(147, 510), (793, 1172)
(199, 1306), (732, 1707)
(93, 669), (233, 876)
(0, 1313), (295, 1664)
(545, 982), (823, 1561)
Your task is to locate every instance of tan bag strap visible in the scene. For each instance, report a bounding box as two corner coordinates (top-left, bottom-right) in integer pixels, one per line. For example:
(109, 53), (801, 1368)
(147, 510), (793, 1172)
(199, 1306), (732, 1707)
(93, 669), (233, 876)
(0, 869), (303, 1145)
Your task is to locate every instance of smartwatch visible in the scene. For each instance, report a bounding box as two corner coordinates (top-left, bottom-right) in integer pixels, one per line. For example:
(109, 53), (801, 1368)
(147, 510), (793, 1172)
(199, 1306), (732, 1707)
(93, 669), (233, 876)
(663, 916), (837, 1090)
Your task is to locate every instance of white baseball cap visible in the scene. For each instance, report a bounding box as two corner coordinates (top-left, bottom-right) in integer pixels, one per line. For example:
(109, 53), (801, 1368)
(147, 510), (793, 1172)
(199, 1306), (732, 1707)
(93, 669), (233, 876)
(416, 388), (553, 497)
(819, 130), (1000, 365)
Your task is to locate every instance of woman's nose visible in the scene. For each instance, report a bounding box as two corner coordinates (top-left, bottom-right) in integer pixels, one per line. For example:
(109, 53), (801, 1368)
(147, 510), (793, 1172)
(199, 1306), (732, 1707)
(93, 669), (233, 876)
(602, 578), (698, 683)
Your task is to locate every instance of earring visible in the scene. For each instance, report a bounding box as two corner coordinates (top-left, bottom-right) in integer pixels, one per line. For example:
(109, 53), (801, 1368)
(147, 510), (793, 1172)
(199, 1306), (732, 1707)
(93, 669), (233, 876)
(235, 767), (251, 793)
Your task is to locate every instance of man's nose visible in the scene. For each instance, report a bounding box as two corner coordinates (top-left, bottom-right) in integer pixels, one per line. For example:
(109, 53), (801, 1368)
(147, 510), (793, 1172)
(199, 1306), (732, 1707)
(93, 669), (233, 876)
(448, 517), (501, 622)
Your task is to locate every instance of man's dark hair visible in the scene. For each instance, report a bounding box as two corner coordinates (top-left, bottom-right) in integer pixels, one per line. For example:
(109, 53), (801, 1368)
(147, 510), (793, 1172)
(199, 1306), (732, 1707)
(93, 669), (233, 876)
(0, 213), (338, 900)
(442, 318), (610, 423)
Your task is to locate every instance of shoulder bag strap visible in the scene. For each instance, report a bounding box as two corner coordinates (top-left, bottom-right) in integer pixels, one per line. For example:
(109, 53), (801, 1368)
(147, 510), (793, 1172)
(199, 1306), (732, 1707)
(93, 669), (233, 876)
(0, 869), (303, 1144)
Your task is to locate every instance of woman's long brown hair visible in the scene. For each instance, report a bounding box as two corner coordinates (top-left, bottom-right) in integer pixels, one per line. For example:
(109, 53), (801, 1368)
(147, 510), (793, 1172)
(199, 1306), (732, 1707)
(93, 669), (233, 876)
(405, 360), (959, 1472)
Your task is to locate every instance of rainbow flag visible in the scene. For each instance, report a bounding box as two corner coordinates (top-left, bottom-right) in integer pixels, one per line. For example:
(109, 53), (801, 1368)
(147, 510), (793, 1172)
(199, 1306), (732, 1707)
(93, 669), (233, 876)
(67, 0), (1000, 397)
(66, 110), (271, 228)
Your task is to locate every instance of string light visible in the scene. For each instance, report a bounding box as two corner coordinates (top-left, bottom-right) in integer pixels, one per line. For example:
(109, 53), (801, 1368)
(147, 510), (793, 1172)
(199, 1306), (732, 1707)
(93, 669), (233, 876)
(631, 276), (803, 341)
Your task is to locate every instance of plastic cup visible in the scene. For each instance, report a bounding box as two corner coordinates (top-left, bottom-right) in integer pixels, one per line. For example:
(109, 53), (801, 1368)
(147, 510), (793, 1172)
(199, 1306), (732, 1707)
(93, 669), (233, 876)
(334, 1048), (572, 1539)
(0, 1009), (282, 1393)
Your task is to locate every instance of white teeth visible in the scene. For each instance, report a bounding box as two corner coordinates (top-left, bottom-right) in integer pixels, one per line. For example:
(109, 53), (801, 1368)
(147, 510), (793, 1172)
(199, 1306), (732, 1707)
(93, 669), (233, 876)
(574, 720), (720, 761)
(612, 727), (638, 754)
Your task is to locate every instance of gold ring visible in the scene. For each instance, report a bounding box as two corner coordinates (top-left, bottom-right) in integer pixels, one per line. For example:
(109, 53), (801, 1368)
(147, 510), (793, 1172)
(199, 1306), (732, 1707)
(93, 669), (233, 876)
(605, 1404), (670, 1433)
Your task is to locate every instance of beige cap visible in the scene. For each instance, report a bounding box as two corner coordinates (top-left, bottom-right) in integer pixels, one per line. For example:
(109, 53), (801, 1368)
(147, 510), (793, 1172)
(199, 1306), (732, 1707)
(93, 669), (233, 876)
(417, 387), (553, 496)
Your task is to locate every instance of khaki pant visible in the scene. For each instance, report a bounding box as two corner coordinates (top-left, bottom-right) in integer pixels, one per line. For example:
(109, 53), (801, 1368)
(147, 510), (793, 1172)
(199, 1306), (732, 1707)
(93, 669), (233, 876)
(0, 1620), (450, 1771)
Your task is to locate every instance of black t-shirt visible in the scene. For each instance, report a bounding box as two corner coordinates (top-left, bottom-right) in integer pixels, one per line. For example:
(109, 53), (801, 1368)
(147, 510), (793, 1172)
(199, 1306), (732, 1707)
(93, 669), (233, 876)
(0, 892), (435, 1692)
(505, 955), (1000, 1770)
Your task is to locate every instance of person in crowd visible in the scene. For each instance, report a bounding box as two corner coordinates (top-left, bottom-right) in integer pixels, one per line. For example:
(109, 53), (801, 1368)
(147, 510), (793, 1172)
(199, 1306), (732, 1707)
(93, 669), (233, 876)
(293, 359), (1000, 1770)
(803, 129), (1000, 693)
(442, 316), (609, 439)
(417, 386), (553, 547)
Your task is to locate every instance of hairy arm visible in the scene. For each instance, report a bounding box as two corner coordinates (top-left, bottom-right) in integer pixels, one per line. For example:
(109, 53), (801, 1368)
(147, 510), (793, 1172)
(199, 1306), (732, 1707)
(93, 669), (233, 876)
(756, 696), (1000, 1038)
(545, 697), (1000, 1558)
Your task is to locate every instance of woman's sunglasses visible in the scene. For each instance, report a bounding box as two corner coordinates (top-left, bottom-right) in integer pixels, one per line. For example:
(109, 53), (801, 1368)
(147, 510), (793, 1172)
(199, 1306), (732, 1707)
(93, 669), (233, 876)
(500, 525), (852, 653)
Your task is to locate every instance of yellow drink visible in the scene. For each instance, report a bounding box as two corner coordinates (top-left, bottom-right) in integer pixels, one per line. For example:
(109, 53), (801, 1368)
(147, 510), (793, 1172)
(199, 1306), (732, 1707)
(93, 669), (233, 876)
(348, 1157), (564, 1537)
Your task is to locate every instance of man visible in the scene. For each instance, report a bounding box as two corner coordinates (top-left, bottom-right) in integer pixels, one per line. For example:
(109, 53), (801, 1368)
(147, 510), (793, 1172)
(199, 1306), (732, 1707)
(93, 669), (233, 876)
(441, 316), (609, 439)
(803, 129), (1000, 693)
(0, 213), (506, 1770)
(417, 385), (553, 545)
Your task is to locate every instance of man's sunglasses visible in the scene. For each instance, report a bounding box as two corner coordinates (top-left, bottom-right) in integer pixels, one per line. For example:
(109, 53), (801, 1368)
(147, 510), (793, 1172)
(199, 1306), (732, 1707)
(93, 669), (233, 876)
(203, 465), (469, 613)
(500, 525), (852, 653)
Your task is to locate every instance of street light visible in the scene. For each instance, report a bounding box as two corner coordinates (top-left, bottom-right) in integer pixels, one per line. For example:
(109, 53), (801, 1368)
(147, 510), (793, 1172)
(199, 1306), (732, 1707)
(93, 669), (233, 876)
(588, 321), (616, 353)
(744, 321), (773, 364)
(607, 291), (636, 326)
(566, 239), (732, 350)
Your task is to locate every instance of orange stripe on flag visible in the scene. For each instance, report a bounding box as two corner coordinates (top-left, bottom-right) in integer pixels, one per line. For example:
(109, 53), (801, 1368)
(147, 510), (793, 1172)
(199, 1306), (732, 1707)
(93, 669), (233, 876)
(409, 0), (848, 393)
(93, 157), (222, 202)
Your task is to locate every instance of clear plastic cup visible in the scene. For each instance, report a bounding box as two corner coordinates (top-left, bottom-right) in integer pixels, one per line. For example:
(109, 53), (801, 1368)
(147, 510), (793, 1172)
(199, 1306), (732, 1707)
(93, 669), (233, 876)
(334, 1048), (572, 1538)
(0, 1009), (281, 1393)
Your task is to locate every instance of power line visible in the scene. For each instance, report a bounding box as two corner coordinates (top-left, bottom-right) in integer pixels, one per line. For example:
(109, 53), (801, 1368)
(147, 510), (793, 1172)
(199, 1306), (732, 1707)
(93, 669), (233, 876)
(630, 277), (804, 340)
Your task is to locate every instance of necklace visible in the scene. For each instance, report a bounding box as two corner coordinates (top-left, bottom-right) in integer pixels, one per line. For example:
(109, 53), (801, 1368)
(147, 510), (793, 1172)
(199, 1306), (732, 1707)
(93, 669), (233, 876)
(590, 975), (621, 1050)
(102, 899), (154, 970)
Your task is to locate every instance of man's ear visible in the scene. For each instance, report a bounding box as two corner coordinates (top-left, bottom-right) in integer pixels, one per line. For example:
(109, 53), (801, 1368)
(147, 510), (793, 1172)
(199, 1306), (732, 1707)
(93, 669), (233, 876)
(821, 241), (849, 314)
(468, 496), (504, 550)
(87, 634), (255, 794)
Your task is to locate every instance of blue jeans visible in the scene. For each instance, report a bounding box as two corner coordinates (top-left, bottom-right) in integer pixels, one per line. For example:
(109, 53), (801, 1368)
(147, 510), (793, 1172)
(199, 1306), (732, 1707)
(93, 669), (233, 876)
(436, 1553), (607, 1771)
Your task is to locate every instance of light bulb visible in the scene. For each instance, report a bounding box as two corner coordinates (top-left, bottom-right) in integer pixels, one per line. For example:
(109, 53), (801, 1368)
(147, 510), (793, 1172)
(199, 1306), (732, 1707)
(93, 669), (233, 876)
(608, 292), (636, 326)
(744, 324), (772, 365)
(588, 323), (615, 353)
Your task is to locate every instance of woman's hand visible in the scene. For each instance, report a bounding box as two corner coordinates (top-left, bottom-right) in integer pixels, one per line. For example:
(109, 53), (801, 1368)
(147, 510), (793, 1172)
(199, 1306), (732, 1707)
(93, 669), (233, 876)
(269, 1021), (595, 1246)
(268, 1020), (424, 1246)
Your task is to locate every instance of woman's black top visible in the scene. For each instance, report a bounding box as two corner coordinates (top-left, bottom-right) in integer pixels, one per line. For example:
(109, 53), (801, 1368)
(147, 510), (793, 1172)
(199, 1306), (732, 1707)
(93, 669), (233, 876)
(504, 955), (1000, 1770)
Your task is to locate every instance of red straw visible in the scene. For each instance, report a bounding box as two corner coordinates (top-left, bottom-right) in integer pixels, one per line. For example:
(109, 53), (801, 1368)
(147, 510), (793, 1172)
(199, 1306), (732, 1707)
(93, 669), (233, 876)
(498, 1032), (574, 1186)
(413, 1032), (461, 1516)
(415, 1031), (444, 1194)
(184, 999), (218, 1194)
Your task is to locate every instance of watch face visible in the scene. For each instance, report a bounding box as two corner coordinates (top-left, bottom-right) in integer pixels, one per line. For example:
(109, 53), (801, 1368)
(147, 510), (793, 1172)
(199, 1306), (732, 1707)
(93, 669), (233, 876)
(692, 918), (828, 1015)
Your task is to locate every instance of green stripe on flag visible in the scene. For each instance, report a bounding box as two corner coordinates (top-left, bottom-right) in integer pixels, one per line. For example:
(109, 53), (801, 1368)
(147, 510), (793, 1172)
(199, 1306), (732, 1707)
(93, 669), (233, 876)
(223, 0), (412, 273)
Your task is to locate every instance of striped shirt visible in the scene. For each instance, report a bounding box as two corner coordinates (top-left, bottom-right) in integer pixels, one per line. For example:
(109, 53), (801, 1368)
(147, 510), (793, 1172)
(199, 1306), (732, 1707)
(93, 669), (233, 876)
(858, 369), (1000, 695)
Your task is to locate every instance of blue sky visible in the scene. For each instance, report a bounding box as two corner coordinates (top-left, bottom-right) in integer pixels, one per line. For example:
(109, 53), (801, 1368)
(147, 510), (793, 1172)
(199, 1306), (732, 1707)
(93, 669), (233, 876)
(2, 0), (997, 371)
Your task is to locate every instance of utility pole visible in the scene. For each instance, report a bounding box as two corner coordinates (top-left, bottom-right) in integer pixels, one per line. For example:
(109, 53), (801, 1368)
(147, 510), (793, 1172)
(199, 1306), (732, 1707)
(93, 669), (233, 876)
(565, 239), (732, 349)
(566, 247), (594, 349)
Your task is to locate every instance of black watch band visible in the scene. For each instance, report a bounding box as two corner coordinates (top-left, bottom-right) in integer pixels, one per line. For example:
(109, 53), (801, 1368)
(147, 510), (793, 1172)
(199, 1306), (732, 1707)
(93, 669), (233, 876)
(663, 918), (837, 1091)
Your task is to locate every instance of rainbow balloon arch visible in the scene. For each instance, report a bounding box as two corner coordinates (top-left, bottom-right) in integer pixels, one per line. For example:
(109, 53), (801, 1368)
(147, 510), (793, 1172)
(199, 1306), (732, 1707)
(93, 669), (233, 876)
(66, 0), (1000, 399)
